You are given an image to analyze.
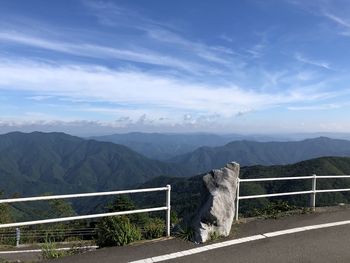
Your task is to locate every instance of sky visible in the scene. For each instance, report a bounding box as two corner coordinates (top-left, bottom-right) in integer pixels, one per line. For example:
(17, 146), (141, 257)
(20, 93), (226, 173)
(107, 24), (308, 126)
(0, 0), (350, 135)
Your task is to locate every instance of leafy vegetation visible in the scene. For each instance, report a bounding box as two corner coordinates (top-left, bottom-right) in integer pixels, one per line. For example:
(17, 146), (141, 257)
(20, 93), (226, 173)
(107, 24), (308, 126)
(96, 216), (141, 247)
(176, 225), (195, 241)
(250, 201), (298, 219)
(208, 230), (221, 241)
(41, 240), (66, 259)
(137, 156), (350, 220)
(41, 238), (90, 260)
(143, 218), (165, 239)
(96, 196), (167, 247)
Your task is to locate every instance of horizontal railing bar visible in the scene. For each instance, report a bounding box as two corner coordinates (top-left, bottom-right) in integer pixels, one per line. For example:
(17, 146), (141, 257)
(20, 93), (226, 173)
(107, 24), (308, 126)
(239, 190), (314, 200)
(316, 175), (350, 179)
(240, 175), (350, 183)
(316, 188), (350, 193)
(0, 207), (168, 229)
(239, 176), (314, 182)
(0, 187), (168, 204)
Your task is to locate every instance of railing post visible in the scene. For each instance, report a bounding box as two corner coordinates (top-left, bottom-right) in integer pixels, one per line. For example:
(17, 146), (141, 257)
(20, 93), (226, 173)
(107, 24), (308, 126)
(235, 178), (240, 221)
(16, 227), (20, 247)
(166, 184), (171, 237)
(310, 174), (317, 211)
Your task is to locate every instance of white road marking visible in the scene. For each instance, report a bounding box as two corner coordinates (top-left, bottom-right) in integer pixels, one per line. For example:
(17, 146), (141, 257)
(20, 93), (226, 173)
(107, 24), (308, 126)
(0, 245), (98, 254)
(129, 219), (350, 262)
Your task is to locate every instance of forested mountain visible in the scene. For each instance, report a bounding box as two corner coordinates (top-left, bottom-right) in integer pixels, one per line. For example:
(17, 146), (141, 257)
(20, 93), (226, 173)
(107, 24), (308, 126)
(91, 132), (285, 160)
(169, 137), (350, 174)
(0, 132), (187, 197)
(137, 157), (350, 218)
(90, 132), (236, 160)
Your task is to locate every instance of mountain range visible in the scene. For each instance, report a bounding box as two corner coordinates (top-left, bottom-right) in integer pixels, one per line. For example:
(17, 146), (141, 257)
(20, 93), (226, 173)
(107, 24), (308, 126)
(2, 132), (350, 199)
(0, 132), (187, 197)
(2, 132), (350, 220)
(169, 137), (350, 174)
(90, 132), (287, 160)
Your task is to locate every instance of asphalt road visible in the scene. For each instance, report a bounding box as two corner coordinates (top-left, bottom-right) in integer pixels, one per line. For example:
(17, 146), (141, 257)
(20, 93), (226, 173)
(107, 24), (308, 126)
(168, 224), (350, 263)
(3, 207), (350, 262)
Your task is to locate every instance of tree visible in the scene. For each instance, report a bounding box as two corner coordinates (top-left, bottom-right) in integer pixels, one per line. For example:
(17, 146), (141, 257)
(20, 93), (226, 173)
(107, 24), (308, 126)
(0, 191), (12, 224)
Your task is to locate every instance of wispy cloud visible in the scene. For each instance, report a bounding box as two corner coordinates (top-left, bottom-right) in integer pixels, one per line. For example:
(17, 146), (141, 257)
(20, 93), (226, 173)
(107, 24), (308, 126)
(322, 12), (350, 36)
(0, 31), (210, 74)
(219, 33), (233, 43)
(0, 59), (336, 121)
(0, 0), (349, 133)
(27, 95), (53, 101)
(288, 103), (341, 111)
(83, 0), (241, 69)
(295, 53), (331, 70)
(323, 12), (350, 29)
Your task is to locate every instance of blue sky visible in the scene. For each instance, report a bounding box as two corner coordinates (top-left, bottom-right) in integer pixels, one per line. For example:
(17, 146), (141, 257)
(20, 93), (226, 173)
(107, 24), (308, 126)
(0, 0), (350, 135)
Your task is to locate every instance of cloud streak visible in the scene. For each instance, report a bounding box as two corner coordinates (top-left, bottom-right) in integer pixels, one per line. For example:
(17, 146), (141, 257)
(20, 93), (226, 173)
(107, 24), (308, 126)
(0, 31), (211, 74)
(0, 59), (337, 121)
(295, 53), (331, 70)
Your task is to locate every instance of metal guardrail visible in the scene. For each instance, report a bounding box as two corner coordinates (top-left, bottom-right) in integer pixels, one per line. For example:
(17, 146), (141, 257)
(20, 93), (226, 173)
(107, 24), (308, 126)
(235, 175), (350, 220)
(0, 185), (172, 242)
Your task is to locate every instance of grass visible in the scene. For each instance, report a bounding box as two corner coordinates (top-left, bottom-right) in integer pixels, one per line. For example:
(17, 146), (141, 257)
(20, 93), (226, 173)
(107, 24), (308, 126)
(251, 201), (313, 219)
(176, 225), (194, 241)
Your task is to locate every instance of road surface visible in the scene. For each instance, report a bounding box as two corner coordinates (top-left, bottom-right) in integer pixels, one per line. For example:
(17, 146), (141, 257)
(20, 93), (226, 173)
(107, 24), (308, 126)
(2, 206), (350, 262)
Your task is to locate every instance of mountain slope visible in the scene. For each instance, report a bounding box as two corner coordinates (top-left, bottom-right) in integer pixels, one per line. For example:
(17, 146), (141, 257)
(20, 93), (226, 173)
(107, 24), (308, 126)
(90, 132), (236, 160)
(169, 137), (350, 174)
(137, 157), (350, 218)
(0, 132), (188, 197)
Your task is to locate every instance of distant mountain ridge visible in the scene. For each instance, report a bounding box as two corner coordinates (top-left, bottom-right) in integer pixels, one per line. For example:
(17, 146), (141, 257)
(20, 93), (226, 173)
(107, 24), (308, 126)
(90, 132), (232, 160)
(90, 132), (284, 160)
(0, 132), (187, 197)
(3, 132), (350, 198)
(168, 137), (350, 174)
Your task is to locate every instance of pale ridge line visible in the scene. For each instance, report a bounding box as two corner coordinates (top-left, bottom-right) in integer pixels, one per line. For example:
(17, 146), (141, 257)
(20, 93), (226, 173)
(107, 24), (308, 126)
(129, 219), (350, 263)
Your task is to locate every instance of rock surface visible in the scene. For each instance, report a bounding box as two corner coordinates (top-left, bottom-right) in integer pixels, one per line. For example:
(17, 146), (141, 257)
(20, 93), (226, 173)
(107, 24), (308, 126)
(192, 162), (240, 243)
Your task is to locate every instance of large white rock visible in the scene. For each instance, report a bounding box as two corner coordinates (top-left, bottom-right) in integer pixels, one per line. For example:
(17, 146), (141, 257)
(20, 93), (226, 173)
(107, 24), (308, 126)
(192, 162), (240, 243)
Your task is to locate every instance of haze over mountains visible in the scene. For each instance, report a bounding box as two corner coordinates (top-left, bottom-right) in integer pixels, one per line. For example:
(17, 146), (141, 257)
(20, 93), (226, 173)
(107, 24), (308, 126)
(169, 137), (350, 174)
(2, 132), (350, 198)
(90, 133), (284, 160)
(92, 132), (350, 161)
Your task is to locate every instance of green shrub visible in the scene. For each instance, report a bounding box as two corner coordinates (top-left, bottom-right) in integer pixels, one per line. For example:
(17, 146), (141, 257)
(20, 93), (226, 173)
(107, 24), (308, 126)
(208, 230), (221, 241)
(96, 216), (141, 247)
(41, 240), (66, 259)
(176, 225), (194, 241)
(253, 201), (297, 219)
(143, 218), (164, 239)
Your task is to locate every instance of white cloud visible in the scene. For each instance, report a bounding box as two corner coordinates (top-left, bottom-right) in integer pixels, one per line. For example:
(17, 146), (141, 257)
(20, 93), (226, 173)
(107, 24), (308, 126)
(323, 12), (350, 29)
(0, 31), (210, 74)
(27, 95), (53, 101)
(82, 1), (240, 69)
(287, 104), (341, 111)
(295, 53), (331, 70)
(0, 59), (337, 121)
(219, 34), (233, 43)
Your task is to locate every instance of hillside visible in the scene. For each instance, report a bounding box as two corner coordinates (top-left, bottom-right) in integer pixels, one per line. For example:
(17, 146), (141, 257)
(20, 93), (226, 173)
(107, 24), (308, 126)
(169, 137), (350, 174)
(90, 132), (236, 160)
(0, 132), (188, 197)
(137, 157), (350, 218)
(90, 132), (287, 160)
